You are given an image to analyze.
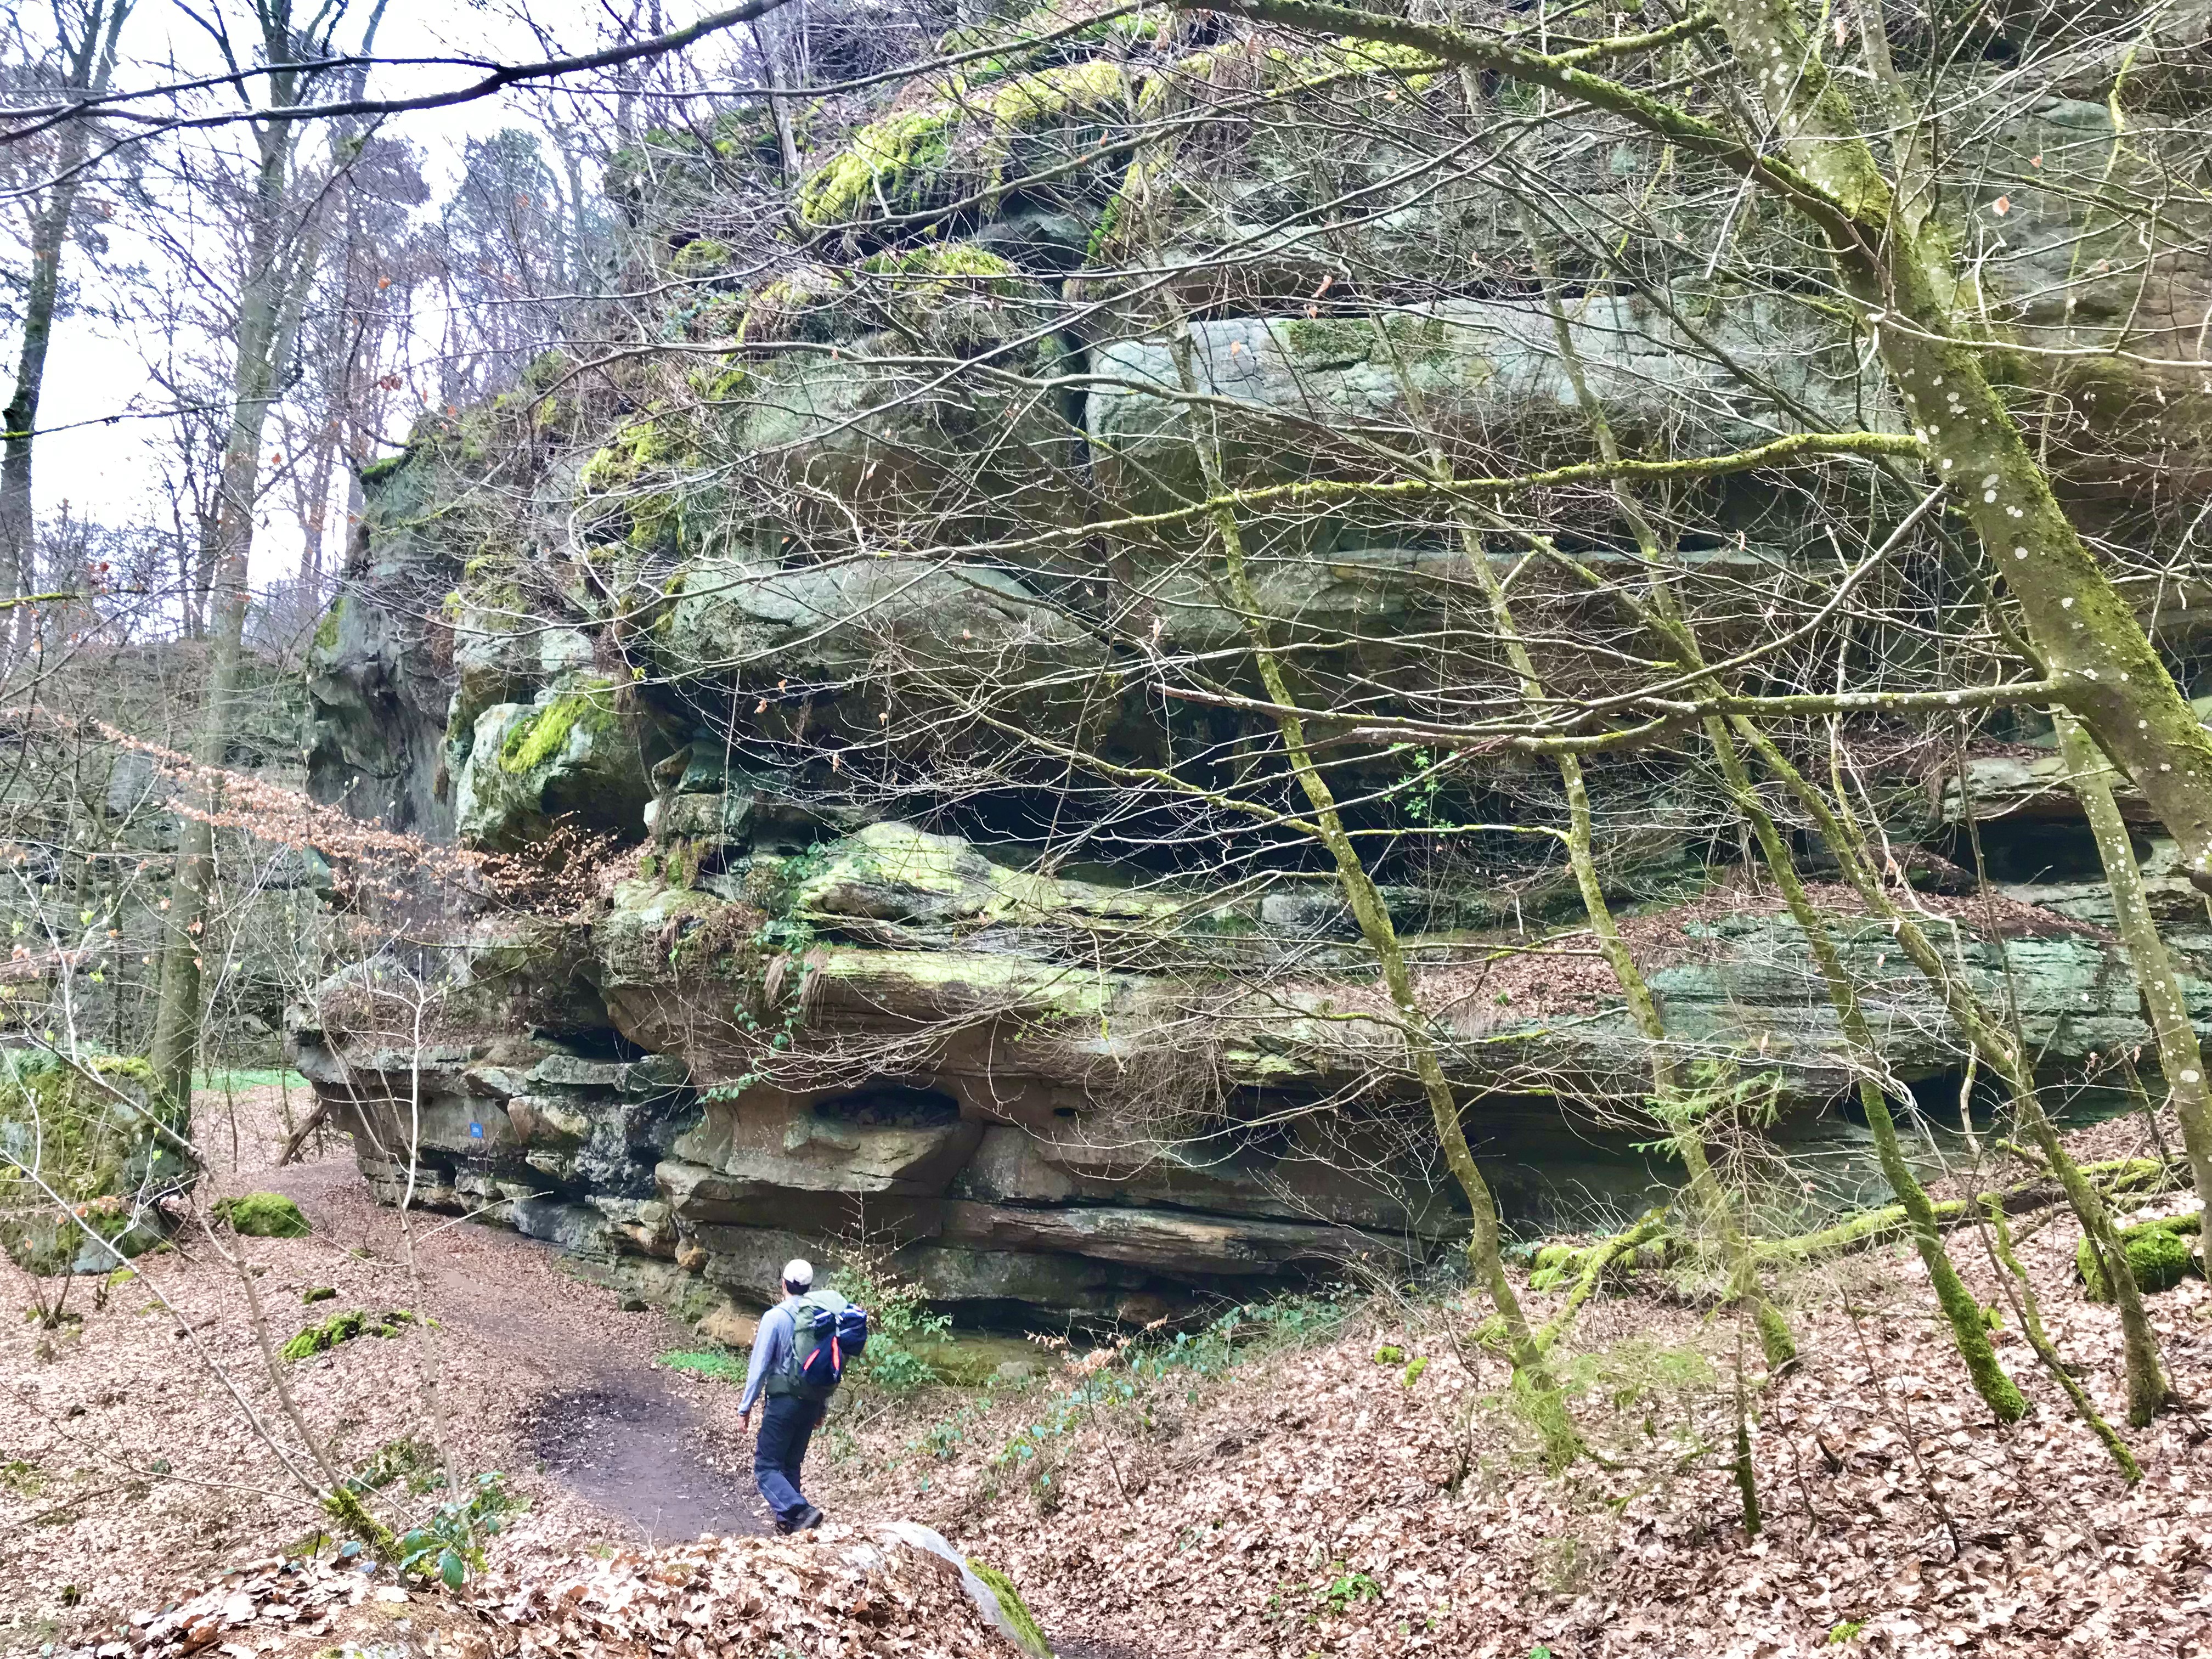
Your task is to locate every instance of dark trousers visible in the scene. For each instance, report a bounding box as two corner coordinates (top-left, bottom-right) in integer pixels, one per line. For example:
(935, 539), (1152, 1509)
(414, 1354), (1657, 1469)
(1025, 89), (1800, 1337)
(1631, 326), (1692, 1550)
(753, 1392), (824, 1526)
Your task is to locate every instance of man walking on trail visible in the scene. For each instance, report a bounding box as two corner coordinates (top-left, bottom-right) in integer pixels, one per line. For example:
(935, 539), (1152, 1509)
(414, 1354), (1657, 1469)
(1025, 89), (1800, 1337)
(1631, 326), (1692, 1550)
(739, 1258), (828, 1533)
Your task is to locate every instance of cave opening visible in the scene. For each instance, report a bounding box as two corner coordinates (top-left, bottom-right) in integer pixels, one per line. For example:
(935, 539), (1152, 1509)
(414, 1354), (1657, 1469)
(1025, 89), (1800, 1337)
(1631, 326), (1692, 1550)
(812, 1083), (962, 1130)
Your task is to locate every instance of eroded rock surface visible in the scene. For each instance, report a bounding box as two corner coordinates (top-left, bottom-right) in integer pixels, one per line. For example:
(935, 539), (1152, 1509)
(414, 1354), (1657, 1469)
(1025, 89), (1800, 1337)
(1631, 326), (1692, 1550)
(289, 19), (2212, 1331)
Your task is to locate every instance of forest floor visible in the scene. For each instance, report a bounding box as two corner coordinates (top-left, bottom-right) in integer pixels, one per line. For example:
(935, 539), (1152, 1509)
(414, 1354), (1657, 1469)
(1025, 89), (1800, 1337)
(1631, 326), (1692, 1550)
(0, 1083), (768, 1656)
(2, 1090), (2209, 1657)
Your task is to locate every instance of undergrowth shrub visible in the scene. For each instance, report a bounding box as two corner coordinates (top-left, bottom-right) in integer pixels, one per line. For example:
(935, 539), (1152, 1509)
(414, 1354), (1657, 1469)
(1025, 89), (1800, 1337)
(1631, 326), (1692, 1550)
(833, 1251), (951, 1392)
(997, 1291), (1350, 1470)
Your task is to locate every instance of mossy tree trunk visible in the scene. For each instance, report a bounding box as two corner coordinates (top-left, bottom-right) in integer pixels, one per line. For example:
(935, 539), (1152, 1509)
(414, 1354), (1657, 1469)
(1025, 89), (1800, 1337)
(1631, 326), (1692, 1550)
(148, 110), (297, 1109)
(1735, 724), (2169, 1425)
(1188, 0), (2174, 1429)
(1165, 323), (1579, 1468)
(1712, 723), (2028, 1422)
(1590, 552), (2027, 1418)
(2053, 709), (2212, 1268)
(1492, 269), (1795, 1370)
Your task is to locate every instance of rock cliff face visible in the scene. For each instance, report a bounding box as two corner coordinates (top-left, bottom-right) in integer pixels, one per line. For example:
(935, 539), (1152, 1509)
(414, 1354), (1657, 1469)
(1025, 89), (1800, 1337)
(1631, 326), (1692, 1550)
(289, 785), (2211, 1327)
(293, 8), (2212, 1329)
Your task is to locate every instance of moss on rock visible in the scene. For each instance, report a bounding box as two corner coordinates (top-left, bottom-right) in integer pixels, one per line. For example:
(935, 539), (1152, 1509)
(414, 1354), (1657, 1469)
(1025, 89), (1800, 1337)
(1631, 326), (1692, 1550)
(500, 687), (618, 776)
(281, 1307), (420, 1362)
(455, 678), (654, 850)
(2079, 1213), (2200, 1300)
(798, 107), (960, 226)
(964, 1558), (1051, 1657)
(796, 56), (1125, 228)
(0, 1051), (192, 1274)
(672, 238), (732, 278)
(216, 1191), (311, 1238)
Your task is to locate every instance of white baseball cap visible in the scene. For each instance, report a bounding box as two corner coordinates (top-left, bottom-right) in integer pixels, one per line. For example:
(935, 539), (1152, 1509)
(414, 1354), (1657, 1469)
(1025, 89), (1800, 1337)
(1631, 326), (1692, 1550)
(782, 1257), (814, 1289)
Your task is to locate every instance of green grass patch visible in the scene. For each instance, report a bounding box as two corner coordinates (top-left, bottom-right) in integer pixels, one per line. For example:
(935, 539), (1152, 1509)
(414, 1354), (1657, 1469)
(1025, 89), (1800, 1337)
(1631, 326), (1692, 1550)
(659, 1348), (748, 1384)
(195, 1068), (312, 1091)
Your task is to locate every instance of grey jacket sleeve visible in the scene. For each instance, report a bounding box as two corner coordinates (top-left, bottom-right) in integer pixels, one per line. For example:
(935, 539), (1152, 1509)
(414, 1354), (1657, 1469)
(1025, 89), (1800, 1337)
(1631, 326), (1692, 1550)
(741, 1306), (791, 1414)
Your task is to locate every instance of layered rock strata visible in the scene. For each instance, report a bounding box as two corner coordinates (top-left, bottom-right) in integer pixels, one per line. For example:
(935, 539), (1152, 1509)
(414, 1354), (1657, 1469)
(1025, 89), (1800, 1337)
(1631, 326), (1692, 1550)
(292, 14), (2212, 1329)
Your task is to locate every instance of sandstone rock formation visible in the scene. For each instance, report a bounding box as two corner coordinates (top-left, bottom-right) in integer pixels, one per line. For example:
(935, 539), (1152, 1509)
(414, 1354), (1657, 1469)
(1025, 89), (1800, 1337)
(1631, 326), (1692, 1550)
(291, 8), (2212, 1330)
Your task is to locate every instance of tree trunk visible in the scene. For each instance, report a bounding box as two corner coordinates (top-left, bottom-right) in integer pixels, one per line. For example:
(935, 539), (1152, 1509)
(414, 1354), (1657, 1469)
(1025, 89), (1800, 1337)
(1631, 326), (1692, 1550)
(1719, 721), (2028, 1421)
(2052, 710), (2212, 1267)
(748, 17), (802, 180)
(1537, 489), (2028, 1419)
(148, 108), (307, 1111)
(0, 1), (133, 650)
(1166, 323), (1578, 1467)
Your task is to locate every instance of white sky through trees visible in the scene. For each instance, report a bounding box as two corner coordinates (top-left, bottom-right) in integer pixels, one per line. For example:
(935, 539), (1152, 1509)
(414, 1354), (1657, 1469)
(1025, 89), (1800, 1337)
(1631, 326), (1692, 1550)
(7, 0), (734, 585)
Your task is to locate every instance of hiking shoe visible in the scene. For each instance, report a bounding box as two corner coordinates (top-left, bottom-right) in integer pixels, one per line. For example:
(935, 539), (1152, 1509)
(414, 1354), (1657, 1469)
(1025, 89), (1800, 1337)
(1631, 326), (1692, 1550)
(796, 1505), (825, 1531)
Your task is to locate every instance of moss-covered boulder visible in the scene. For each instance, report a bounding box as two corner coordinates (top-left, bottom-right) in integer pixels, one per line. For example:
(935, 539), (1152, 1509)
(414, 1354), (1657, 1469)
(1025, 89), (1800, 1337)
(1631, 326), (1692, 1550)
(453, 678), (656, 850)
(0, 1053), (194, 1274)
(964, 1558), (1050, 1657)
(2078, 1213), (2202, 1301)
(216, 1191), (311, 1238)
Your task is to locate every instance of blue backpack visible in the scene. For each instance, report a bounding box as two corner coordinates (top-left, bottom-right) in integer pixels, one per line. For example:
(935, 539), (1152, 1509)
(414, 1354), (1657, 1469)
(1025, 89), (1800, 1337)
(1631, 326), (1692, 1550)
(771, 1289), (870, 1401)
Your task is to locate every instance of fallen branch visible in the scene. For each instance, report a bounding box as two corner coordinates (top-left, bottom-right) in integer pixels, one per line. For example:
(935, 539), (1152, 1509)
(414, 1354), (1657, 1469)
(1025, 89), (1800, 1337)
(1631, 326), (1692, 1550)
(1526, 1158), (2171, 1283)
(274, 1097), (334, 1167)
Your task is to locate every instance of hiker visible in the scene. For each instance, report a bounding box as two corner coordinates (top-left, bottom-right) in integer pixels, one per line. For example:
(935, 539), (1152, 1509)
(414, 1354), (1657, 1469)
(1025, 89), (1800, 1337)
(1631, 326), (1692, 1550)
(737, 1257), (867, 1533)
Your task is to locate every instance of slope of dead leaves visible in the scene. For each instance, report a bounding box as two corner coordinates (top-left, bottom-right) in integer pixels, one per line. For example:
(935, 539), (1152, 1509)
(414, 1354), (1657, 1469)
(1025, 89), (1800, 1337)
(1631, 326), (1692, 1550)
(826, 1116), (2212, 1658)
(10, 1088), (2212, 1659)
(469, 1528), (1012, 1659)
(99, 1530), (1011, 1659)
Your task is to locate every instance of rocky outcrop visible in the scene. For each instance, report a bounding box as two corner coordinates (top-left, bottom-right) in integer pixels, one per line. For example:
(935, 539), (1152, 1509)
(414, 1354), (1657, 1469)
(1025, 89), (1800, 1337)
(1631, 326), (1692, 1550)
(290, 16), (2212, 1331)
(291, 794), (2212, 1327)
(305, 456), (465, 839)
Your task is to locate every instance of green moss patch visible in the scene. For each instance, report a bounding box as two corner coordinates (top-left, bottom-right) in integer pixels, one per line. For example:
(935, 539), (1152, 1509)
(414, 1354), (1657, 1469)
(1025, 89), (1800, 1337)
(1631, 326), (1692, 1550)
(964, 1558), (1051, 1657)
(499, 685), (620, 776)
(213, 1191), (311, 1238)
(672, 238), (732, 278)
(2079, 1212), (2202, 1300)
(797, 57), (1126, 228)
(281, 1308), (420, 1362)
(798, 107), (959, 226)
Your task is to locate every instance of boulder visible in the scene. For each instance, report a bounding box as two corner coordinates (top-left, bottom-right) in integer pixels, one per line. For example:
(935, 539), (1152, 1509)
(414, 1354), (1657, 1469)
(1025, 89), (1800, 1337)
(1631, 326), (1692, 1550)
(453, 680), (656, 850)
(1087, 300), (1882, 515)
(650, 557), (1105, 742)
(0, 1054), (194, 1275)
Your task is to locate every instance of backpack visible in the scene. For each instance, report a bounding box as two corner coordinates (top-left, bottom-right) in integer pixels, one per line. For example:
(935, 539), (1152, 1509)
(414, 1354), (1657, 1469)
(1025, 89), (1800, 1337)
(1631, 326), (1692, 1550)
(769, 1289), (870, 1401)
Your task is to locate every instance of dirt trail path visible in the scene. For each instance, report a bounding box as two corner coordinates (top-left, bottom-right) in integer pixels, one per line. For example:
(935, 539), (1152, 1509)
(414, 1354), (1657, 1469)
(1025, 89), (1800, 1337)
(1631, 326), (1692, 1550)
(234, 1117), (765, 1546)
(190, 1092), (1161, 1652)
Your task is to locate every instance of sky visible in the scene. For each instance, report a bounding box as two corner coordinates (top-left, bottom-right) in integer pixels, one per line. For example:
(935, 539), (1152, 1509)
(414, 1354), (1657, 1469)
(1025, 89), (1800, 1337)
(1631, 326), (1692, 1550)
(13, 0), (736, 585)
